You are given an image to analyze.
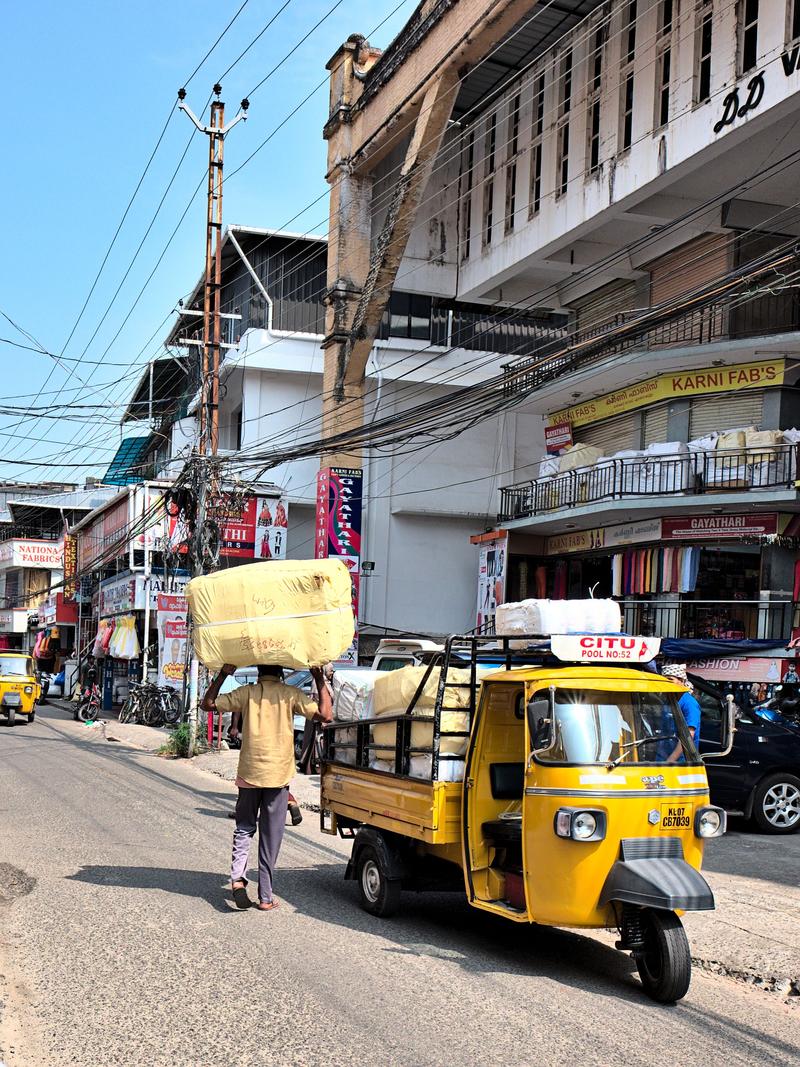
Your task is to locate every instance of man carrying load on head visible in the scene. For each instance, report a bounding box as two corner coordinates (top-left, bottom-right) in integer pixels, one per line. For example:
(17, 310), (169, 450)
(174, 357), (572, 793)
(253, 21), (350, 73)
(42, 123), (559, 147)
(203, 663), (332, 911)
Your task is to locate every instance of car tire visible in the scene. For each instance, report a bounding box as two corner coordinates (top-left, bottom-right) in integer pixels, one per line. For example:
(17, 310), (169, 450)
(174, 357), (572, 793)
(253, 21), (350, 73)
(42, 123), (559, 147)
(356, 844), (401, 918)
(752, 772), (800, 834)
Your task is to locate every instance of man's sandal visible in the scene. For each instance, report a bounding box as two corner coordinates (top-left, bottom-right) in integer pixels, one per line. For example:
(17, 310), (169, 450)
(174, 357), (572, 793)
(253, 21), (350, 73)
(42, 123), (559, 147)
(231, 879), (251, 910)
(256, 899), (280, 911)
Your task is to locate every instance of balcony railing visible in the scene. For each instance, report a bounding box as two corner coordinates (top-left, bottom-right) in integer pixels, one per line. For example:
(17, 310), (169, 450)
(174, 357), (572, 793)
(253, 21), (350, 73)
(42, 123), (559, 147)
(618, 599), (794, 641)
(499, 444), (798, 521)
(0, 526), (63, 543)
(503, 283), (800, 398)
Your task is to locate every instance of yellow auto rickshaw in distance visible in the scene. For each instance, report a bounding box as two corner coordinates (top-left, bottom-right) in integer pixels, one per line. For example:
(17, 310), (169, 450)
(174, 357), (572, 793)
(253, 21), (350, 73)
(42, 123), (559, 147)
(0, 651), (40, 725)
(320, 632), (736, 1003)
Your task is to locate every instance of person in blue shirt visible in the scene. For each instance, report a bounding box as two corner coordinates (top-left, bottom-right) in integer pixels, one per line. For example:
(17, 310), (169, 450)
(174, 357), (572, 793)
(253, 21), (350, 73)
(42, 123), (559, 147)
(662, 663), (701, 762)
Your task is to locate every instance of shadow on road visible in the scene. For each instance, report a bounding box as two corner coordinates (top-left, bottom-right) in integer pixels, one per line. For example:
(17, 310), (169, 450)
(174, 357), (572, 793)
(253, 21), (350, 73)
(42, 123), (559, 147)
(65, 865), (243, 915)
(700, 824), (800, 891)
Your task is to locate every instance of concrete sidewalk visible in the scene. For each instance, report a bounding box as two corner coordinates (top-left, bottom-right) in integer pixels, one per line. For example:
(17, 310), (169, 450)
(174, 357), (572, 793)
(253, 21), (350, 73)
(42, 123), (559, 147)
(53, 698), (799, 999)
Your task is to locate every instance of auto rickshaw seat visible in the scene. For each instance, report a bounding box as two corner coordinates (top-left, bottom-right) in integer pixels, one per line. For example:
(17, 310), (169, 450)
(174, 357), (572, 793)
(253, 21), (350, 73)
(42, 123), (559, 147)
(489, 762), (525, 799)
(482, 762), (525, 847)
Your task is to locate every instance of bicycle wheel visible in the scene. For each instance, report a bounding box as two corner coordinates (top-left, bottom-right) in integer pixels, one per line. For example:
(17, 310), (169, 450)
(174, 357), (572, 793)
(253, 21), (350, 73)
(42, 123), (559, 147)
(162, 689), (182, 725)
(118, 696), (136, 724)
(142, 694), (163, 727)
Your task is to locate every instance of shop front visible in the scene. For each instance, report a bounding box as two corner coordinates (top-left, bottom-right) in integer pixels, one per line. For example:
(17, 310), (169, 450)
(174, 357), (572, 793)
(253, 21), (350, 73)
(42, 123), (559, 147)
(477, 512), (797, 642)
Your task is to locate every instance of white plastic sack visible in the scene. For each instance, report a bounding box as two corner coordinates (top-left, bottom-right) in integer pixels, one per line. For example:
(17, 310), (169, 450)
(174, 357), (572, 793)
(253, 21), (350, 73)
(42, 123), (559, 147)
(539, 456), (559, 478)
(332, 669), (384, 722)
(409, 756), (465, 782)
(781, 428), (800, 445)
(495, 598), (621, 637)
(558, 443), (604, 472)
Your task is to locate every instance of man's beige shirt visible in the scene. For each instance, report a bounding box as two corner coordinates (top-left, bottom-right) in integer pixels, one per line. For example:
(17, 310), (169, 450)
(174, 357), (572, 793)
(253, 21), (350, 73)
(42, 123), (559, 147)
(217, 679), (318, 788)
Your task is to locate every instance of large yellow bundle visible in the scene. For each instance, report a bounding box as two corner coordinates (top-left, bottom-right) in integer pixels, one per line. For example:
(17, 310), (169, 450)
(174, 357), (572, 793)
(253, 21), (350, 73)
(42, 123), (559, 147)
(186, 559), (354, 671)
(373, 665), (482, 714)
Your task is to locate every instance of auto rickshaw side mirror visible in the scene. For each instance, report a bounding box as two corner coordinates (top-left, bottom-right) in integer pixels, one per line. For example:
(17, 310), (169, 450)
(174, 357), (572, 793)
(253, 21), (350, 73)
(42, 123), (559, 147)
(703, 693), (737, 761)
(527, 688), (556, 757)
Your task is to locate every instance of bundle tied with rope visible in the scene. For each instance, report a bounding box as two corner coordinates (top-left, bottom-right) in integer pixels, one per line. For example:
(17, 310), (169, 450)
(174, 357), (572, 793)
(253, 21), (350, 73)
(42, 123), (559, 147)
(185, 558), (355, 671)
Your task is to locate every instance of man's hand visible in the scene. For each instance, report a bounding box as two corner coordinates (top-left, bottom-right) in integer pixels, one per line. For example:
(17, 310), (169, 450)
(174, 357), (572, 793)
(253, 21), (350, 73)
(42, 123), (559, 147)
(310, 665), (333, 723)
(222, 663), (236, 675)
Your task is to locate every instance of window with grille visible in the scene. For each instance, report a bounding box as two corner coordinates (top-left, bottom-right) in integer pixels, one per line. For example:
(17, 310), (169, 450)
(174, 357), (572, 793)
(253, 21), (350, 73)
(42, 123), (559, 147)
(529, 74), (545, 217)
(738, 0), (759, 75)
(482, 113), (496, 247)
(504, 94), (521, 234)
(586, 25), (605, 174)
(619, 2), (637, 153)
(556, 51), (571, 199)
(655, 3), (673, 129)
(694, 1), (713, 104)
(460, 131), (474, 261)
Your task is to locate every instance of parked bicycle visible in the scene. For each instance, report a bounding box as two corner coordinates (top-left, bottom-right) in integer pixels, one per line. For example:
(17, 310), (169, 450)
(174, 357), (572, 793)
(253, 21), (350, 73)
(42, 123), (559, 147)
(119, 682), (182, 727)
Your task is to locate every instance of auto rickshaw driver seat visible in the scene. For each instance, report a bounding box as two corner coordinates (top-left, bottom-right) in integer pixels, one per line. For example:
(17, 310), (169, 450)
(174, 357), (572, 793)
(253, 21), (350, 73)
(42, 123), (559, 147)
(482, 762), (525, 845)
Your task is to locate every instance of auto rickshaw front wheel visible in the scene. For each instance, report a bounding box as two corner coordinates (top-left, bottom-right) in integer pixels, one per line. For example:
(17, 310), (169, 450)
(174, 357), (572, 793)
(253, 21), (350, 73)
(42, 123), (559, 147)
(4, 708), (14, 727)
(635, 909), (691, 1003)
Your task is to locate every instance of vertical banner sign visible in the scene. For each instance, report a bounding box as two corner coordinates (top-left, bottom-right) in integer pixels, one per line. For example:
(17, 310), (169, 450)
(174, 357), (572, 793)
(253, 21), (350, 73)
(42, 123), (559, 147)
(316, 468), (362, 665)
(254, 496), (289, 559)
(157, 593), (188, 690)
(63, 534), (78, 602)
(476, 533), (507, 633)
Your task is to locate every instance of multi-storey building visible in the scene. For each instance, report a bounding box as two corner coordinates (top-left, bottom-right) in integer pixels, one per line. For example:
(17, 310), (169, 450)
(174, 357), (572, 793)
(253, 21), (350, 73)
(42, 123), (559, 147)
(320, 0), (800, 667)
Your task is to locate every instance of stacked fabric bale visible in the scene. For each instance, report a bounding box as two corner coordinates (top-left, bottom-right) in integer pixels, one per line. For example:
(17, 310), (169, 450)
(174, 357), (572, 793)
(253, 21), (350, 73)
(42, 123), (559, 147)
(369, 666), (487, 781)
(329, 669), (385, 766)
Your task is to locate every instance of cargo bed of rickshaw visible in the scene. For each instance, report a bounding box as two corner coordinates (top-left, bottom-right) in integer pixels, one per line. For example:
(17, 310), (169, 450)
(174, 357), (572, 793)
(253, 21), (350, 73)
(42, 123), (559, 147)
(319, 633), (545, 843)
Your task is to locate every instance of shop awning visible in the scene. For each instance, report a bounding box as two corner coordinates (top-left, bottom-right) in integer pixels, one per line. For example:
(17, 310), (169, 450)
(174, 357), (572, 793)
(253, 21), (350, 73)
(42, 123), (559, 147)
(661, 638), (788, 659)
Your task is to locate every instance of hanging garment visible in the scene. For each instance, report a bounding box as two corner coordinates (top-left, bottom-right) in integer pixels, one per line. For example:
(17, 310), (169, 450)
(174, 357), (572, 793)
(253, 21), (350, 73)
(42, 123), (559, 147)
(688, 547), (701, 592)
(535, 565), (547, 599)
(612, 554), (622, 597)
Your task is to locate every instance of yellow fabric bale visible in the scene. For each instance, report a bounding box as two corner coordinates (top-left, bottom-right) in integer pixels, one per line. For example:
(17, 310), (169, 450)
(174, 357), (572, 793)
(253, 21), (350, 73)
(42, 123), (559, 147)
(371, 711), (470, 758)
(186, 559), (354, 671)
(372, 665), (490, 714)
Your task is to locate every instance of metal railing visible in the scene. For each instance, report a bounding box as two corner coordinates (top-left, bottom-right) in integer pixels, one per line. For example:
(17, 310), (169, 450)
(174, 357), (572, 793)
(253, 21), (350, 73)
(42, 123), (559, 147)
(503, 284), (800, 397)
(617, 599), (795, 641)
(0, 525), (63, 543)
(499, 444), (798, 521)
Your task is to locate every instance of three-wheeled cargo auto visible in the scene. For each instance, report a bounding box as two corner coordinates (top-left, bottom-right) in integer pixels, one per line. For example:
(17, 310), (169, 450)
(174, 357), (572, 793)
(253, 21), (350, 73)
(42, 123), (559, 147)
(320, 633), (734, 1003)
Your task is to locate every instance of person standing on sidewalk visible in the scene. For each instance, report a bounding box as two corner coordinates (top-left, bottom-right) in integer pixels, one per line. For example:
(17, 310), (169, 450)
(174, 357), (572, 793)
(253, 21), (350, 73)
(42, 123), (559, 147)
(202, 663), (332, 911)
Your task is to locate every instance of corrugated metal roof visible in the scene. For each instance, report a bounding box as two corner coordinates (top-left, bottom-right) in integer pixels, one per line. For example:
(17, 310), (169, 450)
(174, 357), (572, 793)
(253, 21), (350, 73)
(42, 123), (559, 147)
(453, 1), (603, 119)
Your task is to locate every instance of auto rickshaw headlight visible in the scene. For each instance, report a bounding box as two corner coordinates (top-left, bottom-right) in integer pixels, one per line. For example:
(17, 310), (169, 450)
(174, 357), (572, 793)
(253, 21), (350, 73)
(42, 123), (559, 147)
(554, 808), (606, 842)
(695, 806), (726, 838)
(23, 685), (33, 694)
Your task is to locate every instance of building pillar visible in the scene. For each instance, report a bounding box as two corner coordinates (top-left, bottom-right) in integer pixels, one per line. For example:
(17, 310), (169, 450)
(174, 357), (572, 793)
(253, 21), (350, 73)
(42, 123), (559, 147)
(758, 544), (795, 638)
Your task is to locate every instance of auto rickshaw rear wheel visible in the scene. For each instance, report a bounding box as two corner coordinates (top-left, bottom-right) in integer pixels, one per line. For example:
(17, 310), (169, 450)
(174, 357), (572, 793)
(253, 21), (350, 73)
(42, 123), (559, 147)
(635, 909), (691, 1003)
(356, 845), (401, 918)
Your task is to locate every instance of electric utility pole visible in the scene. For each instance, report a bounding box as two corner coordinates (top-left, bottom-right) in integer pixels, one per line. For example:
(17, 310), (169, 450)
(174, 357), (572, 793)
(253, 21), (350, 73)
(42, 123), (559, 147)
(178, 84), (248, 456)
(177, 83), (248, 753)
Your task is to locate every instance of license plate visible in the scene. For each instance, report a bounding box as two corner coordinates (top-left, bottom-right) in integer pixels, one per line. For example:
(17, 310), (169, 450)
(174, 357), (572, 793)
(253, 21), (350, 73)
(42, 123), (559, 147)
(660, 802), (692, 830)
(3, 693), (21, 706)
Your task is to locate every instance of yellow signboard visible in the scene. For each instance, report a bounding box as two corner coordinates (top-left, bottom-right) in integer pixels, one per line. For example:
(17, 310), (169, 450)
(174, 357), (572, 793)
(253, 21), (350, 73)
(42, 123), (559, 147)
(547, 358), (785, 429)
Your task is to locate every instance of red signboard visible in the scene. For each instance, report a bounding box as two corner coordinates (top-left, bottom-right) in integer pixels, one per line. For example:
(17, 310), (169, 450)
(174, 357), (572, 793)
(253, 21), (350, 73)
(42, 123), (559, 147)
(661, 513), (778, 540)
(545, 421), (573, 454)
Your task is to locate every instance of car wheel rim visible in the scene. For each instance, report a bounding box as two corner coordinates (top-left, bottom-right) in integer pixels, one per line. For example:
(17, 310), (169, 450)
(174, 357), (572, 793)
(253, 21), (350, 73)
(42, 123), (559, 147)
(762, 783), (800, 828)
(361, 859), (381, 903)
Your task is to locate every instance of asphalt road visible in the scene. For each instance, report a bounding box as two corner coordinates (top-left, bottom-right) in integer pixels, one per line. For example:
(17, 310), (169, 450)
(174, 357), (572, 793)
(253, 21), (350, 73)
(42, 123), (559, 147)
(1, 703), (799, 1067)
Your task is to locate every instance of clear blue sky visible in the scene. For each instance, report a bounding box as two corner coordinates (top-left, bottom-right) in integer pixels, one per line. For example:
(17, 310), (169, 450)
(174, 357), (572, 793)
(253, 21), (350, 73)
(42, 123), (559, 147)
(2, 0), (413, 484)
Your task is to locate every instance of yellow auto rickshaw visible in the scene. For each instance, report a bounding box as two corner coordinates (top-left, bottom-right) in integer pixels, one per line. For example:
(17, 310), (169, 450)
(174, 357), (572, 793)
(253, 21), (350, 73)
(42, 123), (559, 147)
(320, 633), (734, 1003)
(0, 651), (41, 725)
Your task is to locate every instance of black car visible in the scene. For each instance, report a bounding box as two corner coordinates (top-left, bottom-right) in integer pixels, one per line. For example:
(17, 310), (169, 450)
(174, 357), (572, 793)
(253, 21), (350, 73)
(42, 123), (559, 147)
(690, 674), (800, 834)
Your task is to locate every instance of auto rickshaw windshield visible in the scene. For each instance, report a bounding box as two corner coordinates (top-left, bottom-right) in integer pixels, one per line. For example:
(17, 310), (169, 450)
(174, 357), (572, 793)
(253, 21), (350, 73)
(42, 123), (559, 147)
(0, 656), (34, 677)
(531, 687), (700, 765)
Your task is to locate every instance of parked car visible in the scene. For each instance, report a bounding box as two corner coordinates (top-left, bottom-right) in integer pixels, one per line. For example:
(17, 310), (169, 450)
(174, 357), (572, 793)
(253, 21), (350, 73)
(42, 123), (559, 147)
(690, 673), (800, 834)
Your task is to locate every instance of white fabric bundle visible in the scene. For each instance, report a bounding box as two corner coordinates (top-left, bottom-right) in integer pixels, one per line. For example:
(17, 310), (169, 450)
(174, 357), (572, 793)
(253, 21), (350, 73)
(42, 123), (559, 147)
(495, 598), (621, 637)
(332, 669), (384, 722)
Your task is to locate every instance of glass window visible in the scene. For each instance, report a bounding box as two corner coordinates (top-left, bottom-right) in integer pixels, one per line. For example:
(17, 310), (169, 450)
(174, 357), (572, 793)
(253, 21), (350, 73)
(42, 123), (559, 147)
(460, 131), (474, 261)
(504, 161), (517, 233)
(559, 49), (573, 116)
(625, 0), (638, 62)
(588, 98), (601, 173)
(556, 122), (570, 198)
(656, 45), (671, 127)
(529, 74), (545, 217)
(0, 656), (34, 677)
(739, 0), (759, 74)
(532, 687), (699, 765)
(696, 3), (713, 104)
(621, 71), (634, 151)
(382, 292), (432, 340)
(793, 0), (800, 42)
